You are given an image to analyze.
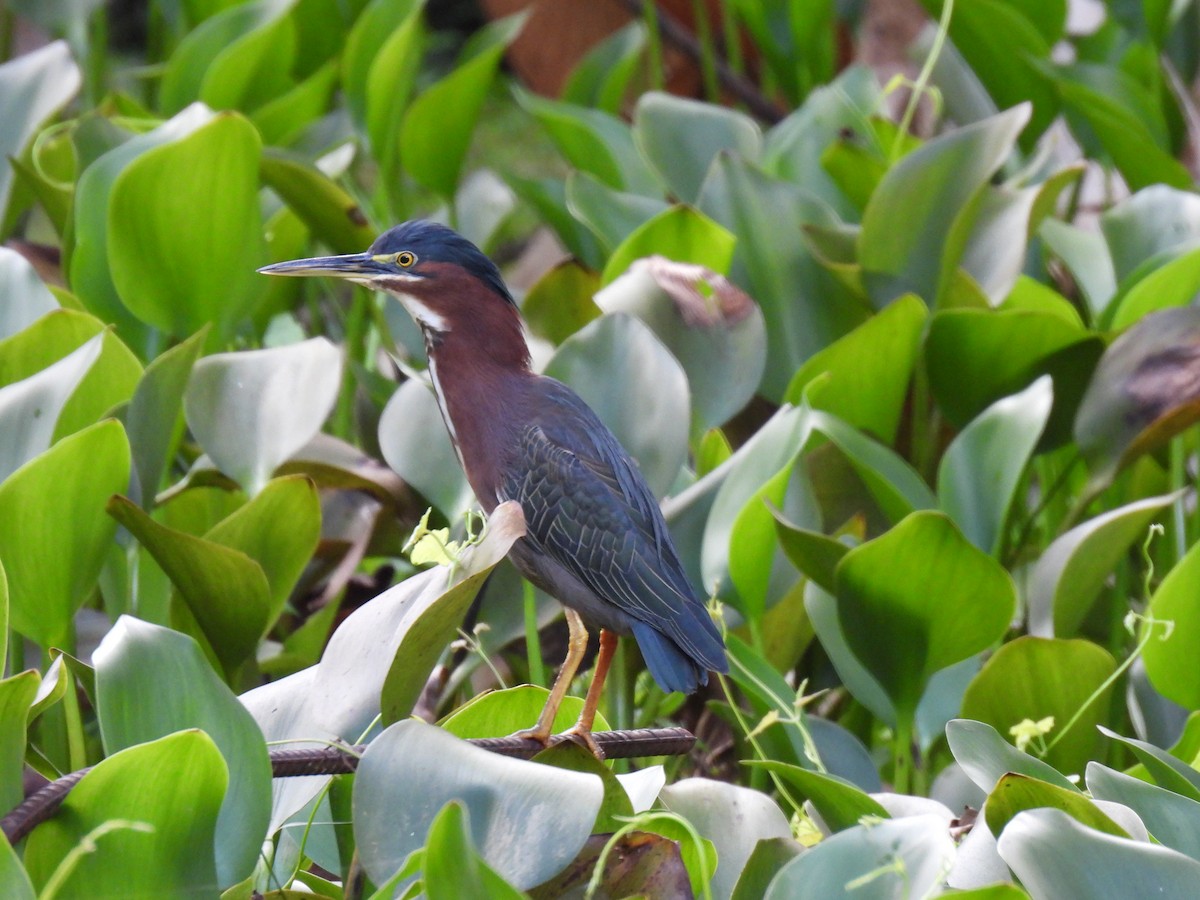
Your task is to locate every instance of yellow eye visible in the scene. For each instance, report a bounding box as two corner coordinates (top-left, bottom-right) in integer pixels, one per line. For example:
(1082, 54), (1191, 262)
(396, 251), (416, 268)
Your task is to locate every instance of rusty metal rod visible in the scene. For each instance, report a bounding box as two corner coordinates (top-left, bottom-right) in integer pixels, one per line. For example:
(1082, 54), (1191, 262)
(2, 727), (695, 845)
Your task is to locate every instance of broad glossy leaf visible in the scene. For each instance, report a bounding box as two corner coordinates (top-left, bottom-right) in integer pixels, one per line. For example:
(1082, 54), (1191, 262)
(560, 21), (646, 114)
(1027, 493), (1177, 637)
(918, 0), (1057, 148)
(596, 255), (765, 430)
(355, 720), (602, 890)
(774, 512), (848, 594)
(521, 260), (601, 345)
(1039, 218), (1116, 317)
(997, 808), (1200, 898)
(0, 670), (39, 814)
(786, 293), (925, 443)
(0, 330), (102, 482)
(108, 110), (263, 338)
(1088, 763), (1200, 861)
(71, 105), (210, 353)
(343, 0), (424, 133)
(380, 502), (525, 723)
(378, 377), (473, 519)
(837, 513), (1015, 726)
(565, 171), (669, 253)
(947, 719), (1079, 793)
(158, 0), (297, 113)
(250, 58), (338, 145)
(961, 637), (1115, 777)
(1103, 727), (1200, 804)
(765, 815), (955, 899)
(748, 760), (888, 832)
(859, 104), (1030, 307)
(260, 151), (376, 254)
(660, 778), (793, 900)
(23, 731), (226, 894)
(1109, 247), (1200, 332)
(1144, 537), (1200, 709)
(924, 307), (1103, 446)
(0, 41), (80, 218)
(544, 313), (689, 498)
(986, 772), (1127, 839)
(1075, 307), (1200, 490)
(125, 328), (207, 507)
(107, 496), (272, 675)
(399, 14), (523, 199)
(937, 376), (1053, 554)
(440, 685), (601, 739)
(699, 154), (870, 400)
(1056, 73), (1192, 192)
(0, 248), (57, 339)
(959, 182), (1040, 304)
(422, 802), (527, 900)
(516, 88), (658, 195)
(763, 66), (879, 218)
(0, 833), (33, 900)
(600, 205), (735, 285)
(185, 337), (342, 496)
(0, 420), (129, 649)
(94, 617), (271, 886)
(1101, 186), (1200, 284)
(731, 837), (805, 900)
(633, 91), (762, 203)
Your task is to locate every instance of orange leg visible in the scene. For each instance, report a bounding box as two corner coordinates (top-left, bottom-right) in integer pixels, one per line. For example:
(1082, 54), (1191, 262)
(513, 607), (590, 745)
(564, 628), (618, 759)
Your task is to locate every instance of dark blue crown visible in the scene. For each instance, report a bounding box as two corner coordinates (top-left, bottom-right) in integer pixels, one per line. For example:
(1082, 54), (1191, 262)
(369, 220), (514, 306)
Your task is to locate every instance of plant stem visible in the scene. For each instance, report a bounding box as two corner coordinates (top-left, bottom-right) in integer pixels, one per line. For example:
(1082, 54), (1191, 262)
(62, 670), (87, 774)
(892, 0), (954, 163)
(893, 721), (913, 795)
(690, 0), (720, 103)
(642, 0), (665, 91)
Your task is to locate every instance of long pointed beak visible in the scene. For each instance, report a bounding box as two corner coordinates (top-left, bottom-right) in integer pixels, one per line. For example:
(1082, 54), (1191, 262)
(257, 252), (389, 280)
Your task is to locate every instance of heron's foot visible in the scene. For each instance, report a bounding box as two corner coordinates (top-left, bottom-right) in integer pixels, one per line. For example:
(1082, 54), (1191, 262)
(508, 726), (552, 748)
(559, 724), (605, 760)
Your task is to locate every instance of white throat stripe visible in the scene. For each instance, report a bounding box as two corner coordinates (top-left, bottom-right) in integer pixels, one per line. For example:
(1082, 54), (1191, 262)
(399, 294), (450, 332)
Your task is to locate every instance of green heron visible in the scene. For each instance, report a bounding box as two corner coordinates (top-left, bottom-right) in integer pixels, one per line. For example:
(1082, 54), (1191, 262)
(260, 220), (727, 754)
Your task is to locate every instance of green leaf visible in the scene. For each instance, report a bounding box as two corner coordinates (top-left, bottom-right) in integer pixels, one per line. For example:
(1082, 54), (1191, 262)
(185, 337), (343, 496)
(699, 154), (871, 401)
(859, 104), (1030, 307)
(786, 293), (926, 443)
(399, 13), (523, 199)
(440, 684), (604, 739)
(378, 378), (472, 519)
(561, 21), (647, 114)
(946, 718), (1079, 793)
(997, 808), (1200, 898)
(565, 171), (669, 254)
(937, 376), (1053, 554)
(1109, 247), (1200, 331)
(23, 731), (226, 894)
(380, 501), (525, 723)
(0, 670), (39, 814)
(354, 720), (602, 891)
(747, 760), (888, 831)
(0, 419), (129, 649)
(773, 512), (848, 594)
(0, 41), (80, 218)
(94, 617), (272, 886)
(529, 831), (693, 900)
(986, 772), (1127, 838)
(521, 260), (601, 345)
(0, 247), (57, 339)
(1027, 493), (1177, 637)
(961, 637), (1116, 777)
(1075, 307), (1200, 491)
(924, 307), (1103, 447)
(1144, 537), (1200, 709)
(633, 91), (762, 203)
(731, 837), (805, 900)
(422, 802), (527, 900)
(108, 110), (263, 339)
(837, 512), (1016, 727)
(260, 152), (376, 254)
(107, 495), (271, 676)
(659, 778), (792, 900)
(0, 328), (103, 482)
(0, 832), (34, 900)
(600, 205), (736, 286)
(125, 327), (207, 507)
(343, 0), (424, 134)
(764, 815), (955, 899)
(250, 58), (338, 145)
(595, 255), (766, 431)
(532, 742), (632, 834)
(1099, 726), (1200, 801)
(1088, 762), (1200, 861)
(516, 88), (658, 195)
(544, 314), (689, 498)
